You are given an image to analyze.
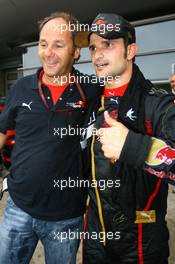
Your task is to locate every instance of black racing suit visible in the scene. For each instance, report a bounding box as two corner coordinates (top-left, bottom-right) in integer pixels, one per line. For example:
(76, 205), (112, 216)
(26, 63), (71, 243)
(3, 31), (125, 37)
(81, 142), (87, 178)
(83, 65), (175, 264)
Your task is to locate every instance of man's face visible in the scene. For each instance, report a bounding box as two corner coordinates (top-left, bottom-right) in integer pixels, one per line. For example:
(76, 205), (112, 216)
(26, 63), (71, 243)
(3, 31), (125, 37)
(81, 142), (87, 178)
(170, 75), (175, 91)
(38, 18), (80, 79)
(89, 33), (129, 82)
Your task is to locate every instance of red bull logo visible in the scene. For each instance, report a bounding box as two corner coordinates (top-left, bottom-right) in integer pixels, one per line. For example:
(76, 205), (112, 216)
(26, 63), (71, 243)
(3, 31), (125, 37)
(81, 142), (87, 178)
(146, 138), (175, 166)
(95, 19), (107, 25)
(155, 146), (175, 165)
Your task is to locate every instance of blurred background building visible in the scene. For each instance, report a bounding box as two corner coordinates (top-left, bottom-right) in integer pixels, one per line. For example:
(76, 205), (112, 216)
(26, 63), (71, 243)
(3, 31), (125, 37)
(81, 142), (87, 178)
(0, 0), (174, 95)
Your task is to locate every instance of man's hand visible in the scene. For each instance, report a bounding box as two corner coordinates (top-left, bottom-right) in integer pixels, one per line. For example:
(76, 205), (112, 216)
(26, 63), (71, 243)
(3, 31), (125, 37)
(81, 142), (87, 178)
(97, 111), (129, 162)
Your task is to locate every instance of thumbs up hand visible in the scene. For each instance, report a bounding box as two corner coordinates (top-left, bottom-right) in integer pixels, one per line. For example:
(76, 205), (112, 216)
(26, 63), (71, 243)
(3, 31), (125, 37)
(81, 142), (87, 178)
(97, 111), (129, 162)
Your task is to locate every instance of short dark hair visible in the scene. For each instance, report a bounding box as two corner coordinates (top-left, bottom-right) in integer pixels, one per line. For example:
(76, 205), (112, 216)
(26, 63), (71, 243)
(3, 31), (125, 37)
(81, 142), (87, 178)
(38, 11), (80, 46)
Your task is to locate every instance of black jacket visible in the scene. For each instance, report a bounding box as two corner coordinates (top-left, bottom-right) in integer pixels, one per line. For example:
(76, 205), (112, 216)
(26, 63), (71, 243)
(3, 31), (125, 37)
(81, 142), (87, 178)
(89, 64), (175, 224)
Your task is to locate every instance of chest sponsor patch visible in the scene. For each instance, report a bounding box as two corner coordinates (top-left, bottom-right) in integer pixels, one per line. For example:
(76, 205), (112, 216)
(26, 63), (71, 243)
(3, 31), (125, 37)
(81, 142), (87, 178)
(135, 210), (156, 224)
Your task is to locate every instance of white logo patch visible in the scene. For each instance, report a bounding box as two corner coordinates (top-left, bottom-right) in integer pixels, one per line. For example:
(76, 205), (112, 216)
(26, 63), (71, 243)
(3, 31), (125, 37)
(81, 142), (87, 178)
(110, 98), (119, 105)
(126, 108), (136, 121)
(22, 102), (32, 111)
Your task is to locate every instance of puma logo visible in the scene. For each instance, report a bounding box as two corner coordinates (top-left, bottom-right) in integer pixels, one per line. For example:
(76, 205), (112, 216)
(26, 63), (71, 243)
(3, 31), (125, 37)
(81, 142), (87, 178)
(22, 102), (32, 111)
(110, 98), (119, 104)
(140, 212), (152, 221)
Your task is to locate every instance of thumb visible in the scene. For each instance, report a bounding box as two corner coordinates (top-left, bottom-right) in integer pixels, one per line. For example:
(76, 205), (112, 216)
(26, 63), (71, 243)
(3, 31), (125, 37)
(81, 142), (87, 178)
(104, 111), (118, 127)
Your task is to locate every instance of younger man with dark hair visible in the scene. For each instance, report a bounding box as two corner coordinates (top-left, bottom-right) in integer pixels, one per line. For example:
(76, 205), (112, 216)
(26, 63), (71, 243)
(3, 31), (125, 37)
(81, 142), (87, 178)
(76, 13), (175, 264)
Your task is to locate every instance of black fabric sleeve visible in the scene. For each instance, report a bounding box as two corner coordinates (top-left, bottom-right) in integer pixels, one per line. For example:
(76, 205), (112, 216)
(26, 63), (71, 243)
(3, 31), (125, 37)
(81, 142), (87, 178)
(119, 95), (175, 185)
(119, 130), (151, 168)
(143, 96), (175, 185)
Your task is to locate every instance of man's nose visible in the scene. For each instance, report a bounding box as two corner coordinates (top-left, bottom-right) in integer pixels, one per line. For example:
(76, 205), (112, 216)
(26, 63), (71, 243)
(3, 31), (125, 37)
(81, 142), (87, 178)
(45, 47), (55, 56)
(93, 47), (104, 60)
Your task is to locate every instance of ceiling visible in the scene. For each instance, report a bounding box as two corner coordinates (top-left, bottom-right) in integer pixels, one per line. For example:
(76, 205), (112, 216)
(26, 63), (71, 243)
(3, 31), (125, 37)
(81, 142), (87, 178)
(0, 0), (174, 59)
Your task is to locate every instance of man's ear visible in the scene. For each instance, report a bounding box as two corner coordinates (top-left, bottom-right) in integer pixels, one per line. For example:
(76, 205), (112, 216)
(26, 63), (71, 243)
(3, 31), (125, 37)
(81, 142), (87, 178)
(127, 43), (138, 60)
(74, 47), (81, 61)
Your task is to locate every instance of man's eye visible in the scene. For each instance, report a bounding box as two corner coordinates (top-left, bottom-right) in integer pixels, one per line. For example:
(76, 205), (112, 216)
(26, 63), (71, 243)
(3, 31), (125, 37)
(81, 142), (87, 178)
(40, 43), (47, 48)
(55, 44), (64, 48)
(103, 41), (112, 48)
(89, 45), (96, 52)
